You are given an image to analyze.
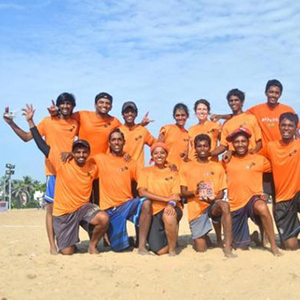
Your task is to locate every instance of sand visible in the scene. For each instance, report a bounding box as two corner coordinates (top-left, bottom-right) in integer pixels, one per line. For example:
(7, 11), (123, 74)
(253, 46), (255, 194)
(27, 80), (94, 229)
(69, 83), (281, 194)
(0, 207), (300, 300)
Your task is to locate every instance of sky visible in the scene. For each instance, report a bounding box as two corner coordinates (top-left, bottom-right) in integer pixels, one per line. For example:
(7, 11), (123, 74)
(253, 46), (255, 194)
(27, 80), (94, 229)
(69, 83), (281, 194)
(1, 0), (300, 182)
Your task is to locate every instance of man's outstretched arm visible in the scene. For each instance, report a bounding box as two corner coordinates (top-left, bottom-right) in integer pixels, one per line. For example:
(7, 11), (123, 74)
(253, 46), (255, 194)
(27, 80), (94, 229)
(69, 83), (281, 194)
(23, 104), (50, 157)
(3, 107), (33, 142)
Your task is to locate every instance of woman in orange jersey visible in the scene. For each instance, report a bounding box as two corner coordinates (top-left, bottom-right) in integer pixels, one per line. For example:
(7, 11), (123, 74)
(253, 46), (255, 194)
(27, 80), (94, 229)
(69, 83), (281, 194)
(138, 143), (182, 256)
(158, 103), (189, 169)
(188, 99), (221, 161)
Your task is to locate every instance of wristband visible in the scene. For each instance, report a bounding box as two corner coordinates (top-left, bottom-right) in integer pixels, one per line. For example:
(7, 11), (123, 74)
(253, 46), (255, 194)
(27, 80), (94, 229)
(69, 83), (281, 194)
(168, 201), (176, 207)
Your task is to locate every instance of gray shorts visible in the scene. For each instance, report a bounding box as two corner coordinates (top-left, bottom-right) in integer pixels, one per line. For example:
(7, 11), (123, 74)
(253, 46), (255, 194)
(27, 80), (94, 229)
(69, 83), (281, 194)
(189, 202), (221, 240)
(53, 203), (100, 251)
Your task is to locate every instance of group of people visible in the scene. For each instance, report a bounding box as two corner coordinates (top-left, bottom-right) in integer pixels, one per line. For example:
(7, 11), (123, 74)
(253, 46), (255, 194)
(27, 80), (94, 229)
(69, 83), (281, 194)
(3, 79), (300, 258)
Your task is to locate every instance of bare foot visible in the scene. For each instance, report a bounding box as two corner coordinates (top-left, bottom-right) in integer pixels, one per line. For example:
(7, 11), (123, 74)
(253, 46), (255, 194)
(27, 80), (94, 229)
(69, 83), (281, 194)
(88, 246), (99, 254)
(271, 246), (283, 257)
(50, 247), (58, 255)
(223, 247), (237, 258)
(138, 248), (153, 255)
(169, 250), (176, 256)
(250, 230), (261, 246)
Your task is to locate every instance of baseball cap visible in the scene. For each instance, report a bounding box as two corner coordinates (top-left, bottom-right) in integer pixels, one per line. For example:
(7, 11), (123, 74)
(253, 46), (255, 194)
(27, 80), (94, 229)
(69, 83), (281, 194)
(72, 139), (91, 151)
(94, 92), (113, 104)
(226, 127), (252, 142)
(122, 101), (138, 114)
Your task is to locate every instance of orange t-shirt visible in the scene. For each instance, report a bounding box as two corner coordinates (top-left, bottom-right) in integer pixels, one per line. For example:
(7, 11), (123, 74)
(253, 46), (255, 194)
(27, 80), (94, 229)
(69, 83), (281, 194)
(159, 124), (189, 168)
(220, 112), (262, 151)
(73, 111), (122, 156)
(92, 153), (138, 210)
(224, 154), (271, 212)
(37, 116), (79, 176)
(137, 166), (181, 215)
(48, 150), (98, 216)
(188, 121), (221, 161)
(119, 124), (155, 168)
(180, 161), (227, 222)
(266, 140), (300, 202)
(247, 103), (295, 154)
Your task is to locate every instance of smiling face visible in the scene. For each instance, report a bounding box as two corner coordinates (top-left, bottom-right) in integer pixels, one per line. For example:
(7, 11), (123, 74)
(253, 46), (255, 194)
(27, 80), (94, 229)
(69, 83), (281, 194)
(196, 103), (209, 122)
(152, 147), (168, 167)
(279, 118), (296, 142)
(174, 109), (188, 127)
(195, 139), (210, 160)
(228, 95), (243, 114)
(73, 146), (90, 167)
(266, 85), (281, 107)
(95, 98), (112, 115)
(232, 134), (249, 156)
(58, 101), (74, 117)
(122, 108), (137, 125)
(109, 131), (125, 155)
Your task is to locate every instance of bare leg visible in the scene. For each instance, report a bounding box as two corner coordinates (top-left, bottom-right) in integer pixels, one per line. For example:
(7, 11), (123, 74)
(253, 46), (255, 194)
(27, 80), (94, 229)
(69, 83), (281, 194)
(138, 200), (152, 255)
(162, 211), (178, 256)
(45, 203), (57, 255)
(212, 201), (236, 258)
(283, 237), (298, 250)
(253, 200), (281, 256)
(194, 237), (207, 252)
(88, 211), (109, 254)
(60, 245), (75, 255)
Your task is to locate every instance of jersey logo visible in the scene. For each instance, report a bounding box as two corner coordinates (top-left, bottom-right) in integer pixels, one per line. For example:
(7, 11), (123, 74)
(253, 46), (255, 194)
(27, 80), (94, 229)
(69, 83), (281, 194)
(204, 171), (215, 176)
(135, 135), (142, 141)
(69, 125), (76, 132)
(120, 166), (129, 172)
(183, 138), (189, 142)
(104, 122), (112, 128)
(165, 176), (174, 181)
(289, 149), (297, 157)
(246, 162), (256, 169)
(87, 171), (92, 177)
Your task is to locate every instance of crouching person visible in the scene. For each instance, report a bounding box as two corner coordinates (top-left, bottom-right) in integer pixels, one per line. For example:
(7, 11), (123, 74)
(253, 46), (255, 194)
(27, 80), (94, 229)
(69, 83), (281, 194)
(180, 134), (235, 258)
(138, 143), (183, 256)
(24, 105), (109, 255)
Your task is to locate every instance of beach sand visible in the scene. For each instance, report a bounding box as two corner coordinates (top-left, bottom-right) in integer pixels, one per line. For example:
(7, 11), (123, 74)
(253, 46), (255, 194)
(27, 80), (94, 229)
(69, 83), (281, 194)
(0, 207), (300, 300)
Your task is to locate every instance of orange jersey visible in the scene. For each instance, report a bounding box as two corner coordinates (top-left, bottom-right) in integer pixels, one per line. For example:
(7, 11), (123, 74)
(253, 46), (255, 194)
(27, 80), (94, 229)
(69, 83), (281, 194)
(220, 112), (262, 151)
(266, 140), (300, 202)
(224, 154), (271, 212)
(188, 121), (221, 161)
(37, 116), (79, 176)
(73, 111), (122, 156)
(48, 150), (98, 216)
(138, 166), (181, 215)
(180, 161), (227, 222)
(120, 124), (155, 168)
(159, 124), (189, 168)
(247, 103), (295, 153)
(92, 153), (138, 210)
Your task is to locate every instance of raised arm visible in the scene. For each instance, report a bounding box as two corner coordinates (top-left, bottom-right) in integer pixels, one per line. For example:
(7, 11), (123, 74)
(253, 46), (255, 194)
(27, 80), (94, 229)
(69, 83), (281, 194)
(23, 104), (50, 157)
(3, 107), (33, 142)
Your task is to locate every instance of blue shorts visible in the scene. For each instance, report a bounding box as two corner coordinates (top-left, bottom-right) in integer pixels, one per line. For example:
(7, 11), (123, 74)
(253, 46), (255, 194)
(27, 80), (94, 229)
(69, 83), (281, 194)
(231, 195), (263, 249)
(106, 197), (146, 251)
(44, 175), (56, 203)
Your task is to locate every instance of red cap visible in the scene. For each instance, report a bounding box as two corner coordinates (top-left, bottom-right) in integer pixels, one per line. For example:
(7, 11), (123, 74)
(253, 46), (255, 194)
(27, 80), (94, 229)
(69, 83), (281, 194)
(226, 127), (252, 142)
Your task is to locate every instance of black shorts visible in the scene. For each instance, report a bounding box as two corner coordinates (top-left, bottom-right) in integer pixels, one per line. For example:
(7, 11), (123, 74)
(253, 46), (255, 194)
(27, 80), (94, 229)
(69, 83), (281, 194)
(53, 203), (100, 251)
(274, 191), (300, 241)
(90, 179), (100, 206)
(263, 173), (275, 201)
(148, 206), (182, 253)
(231, 195), (263, 249)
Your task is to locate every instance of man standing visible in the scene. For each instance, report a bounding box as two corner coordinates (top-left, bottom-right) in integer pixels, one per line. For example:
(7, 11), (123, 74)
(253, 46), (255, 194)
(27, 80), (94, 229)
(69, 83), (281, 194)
(180, 134), (235, 258)
(24, 105), (109, 255)
(266, 113), (300, 250)
(224, 128), (280, 256)
(3, 93), (78, 254)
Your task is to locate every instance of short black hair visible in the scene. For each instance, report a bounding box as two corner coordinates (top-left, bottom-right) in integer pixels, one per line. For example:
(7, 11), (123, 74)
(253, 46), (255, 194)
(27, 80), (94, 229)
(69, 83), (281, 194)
(56, 92), (76, 108)
(226, 89), (245, 103)
(279, 112), (299, 127)
(173, 103), (189, 118)
(109, 128), (125, 141)
(194, 99), (210, 113)
(265, 79), (283, 94)
(194, 134), (211, 148)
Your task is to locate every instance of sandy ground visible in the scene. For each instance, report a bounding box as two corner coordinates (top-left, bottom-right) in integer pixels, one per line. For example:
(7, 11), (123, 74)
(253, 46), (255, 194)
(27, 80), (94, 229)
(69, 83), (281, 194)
(0, 208), (300, 300)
